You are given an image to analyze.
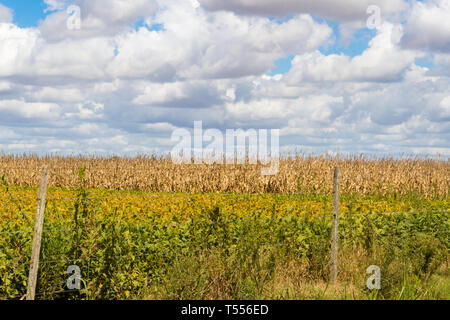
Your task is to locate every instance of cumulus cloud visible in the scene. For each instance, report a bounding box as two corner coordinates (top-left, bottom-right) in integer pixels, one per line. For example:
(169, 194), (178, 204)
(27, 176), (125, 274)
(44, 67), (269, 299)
(0, 100), (61, 120)
(432, 53), (450, 76)
(0, 22), (115, 82)
(285, 23), (420, 83)
(199, 0), (408, 22)
(434, 96), (450, 121)
(108, 4), (332, 80)
(31, 87), (84, 103)
(401, 0), (450, 53)
(0, 0), (449, 156)
(0, 24), (41, 77)
(39, 0), (158, 41)
(132, 81), (224, 108)
(0, 3), (13, 23)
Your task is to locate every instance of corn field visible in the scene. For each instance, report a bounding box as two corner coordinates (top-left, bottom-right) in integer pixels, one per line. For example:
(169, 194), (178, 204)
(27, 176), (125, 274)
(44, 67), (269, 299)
(0, 154), (448, 197)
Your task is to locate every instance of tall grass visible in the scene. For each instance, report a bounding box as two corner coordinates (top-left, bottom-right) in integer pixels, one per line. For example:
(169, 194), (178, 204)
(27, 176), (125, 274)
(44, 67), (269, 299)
(1, 200), (448, 300)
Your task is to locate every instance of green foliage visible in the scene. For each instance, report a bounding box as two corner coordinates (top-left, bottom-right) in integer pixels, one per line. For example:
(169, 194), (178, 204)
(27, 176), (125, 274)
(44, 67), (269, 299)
(1, 174), (8, 192)
(0, 189), (448, 300)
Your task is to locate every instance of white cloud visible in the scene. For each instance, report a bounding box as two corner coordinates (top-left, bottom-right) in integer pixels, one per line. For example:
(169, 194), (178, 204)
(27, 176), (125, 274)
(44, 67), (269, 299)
(0, 0), (449, 156)
(31, 87), (84, 102)
(0, 24), (41, 77)
(0, 4), (13, 23)
(436, 96), (450, 121)
(199, 0), (408, 22)
(285, 23), (419, 83)
(33, 37), (115, 79)
(108, 4), (332, 80)
(225, 94), (343, 125)
(0, 81), (11, 92)
(133, 82), (190, 105)
(40, 0), (158, 41)
(0, 100), (61, 119)
(65, 101), (105, 120)
(141, 122), (179, 132)
(0, 23), (115, 80)
(402, 0), (450, 53)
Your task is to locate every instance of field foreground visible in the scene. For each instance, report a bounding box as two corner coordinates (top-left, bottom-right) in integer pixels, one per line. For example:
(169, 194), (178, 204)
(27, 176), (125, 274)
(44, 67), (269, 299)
(0, 155), (449, 300)
(1, 186), (449, 300)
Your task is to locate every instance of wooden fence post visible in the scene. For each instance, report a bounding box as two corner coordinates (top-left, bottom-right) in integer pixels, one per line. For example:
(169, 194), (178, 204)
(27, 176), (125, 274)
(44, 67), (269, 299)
(330, 166), (340, 285)
(26, 166), (49, 300)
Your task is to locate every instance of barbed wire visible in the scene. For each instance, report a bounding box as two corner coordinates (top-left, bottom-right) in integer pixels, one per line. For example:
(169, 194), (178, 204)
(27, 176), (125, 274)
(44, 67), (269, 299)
(5, 252), (152, 267)
(0, 168), (233, 171)
(1, 209), (449, 237)
(2, 238), (334, 268)
(3, 194), (291, 202)
(0, 223), (166, 236)
(1, 192), (325, 202)
(0, 164), (269, 172)
(2, 289), (80, 300)
(2, 226), (448, 269)
(346, 209), (450, 215)
(2, 190), (450, 200)
(2, 194), (449, 215)
(24, 194), (266, 201)
(1, 198), (38, 202)
(0, 229), (34, 235)
(2, 217), (449, 237)
(2, 165), (295, 169)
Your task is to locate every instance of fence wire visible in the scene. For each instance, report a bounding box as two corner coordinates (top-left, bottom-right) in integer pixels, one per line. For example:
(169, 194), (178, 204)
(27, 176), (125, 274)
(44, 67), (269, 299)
(3, 289), (81, 300)
(2, 227), (448, 269)
(2, 192), (322, 202)
(1, 212), (449, 237)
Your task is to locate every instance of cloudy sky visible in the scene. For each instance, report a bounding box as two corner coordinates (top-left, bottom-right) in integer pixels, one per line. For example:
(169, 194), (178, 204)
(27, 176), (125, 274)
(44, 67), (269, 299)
(0, 0), (449, 156)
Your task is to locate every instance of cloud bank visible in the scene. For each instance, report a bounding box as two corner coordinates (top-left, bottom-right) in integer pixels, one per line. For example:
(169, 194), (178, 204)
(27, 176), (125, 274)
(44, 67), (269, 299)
(0, 0), (449, 156)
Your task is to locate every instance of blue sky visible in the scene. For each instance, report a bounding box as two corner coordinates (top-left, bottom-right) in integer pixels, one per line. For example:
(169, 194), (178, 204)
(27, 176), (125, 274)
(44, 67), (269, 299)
(0, 0), (448, 157)
(270, 22), (376, 76)
(318, 21), (376, 57)
(0, 0), (49, 27)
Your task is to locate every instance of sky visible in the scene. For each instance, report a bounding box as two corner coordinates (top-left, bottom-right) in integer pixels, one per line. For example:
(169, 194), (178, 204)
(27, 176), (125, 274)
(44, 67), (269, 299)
(0, 0), (449, 157)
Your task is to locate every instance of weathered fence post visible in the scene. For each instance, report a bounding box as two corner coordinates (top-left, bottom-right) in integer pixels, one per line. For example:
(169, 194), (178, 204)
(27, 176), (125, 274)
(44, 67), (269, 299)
(330, 166), (340, 285)
(26, 166), (49, 300)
